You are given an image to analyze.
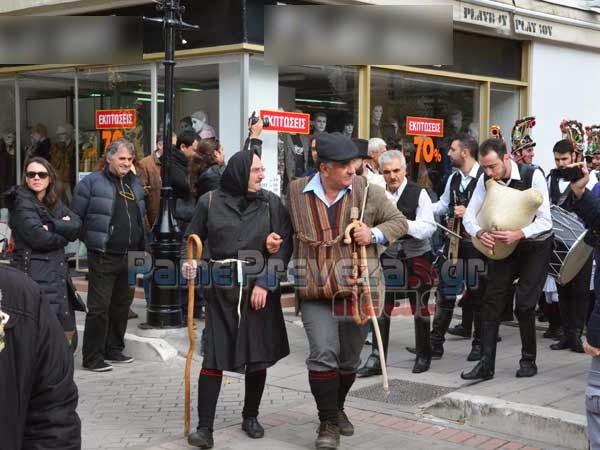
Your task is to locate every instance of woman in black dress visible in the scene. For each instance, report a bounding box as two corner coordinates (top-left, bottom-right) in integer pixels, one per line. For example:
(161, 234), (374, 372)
(185, 144), (293, 449)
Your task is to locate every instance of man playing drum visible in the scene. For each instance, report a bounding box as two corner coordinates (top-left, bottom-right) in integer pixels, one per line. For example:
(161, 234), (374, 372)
(547, 139), (593, 353)
(461, 138), (553, 381)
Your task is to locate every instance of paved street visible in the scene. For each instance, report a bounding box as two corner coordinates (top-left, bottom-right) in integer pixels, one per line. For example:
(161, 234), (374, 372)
(72, 296), (589, 450)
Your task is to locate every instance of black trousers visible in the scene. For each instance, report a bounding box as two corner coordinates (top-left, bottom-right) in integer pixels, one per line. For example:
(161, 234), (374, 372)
(482, 237), (553, 323)
(82, 251), (135, 366)
(557, 255), (593, 332)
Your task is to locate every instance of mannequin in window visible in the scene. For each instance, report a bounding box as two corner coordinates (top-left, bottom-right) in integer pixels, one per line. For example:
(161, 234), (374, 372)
(0, 130), (17, 191)
(370, 104), (387, 139)
(341, 119), (354, 139)
(51, 124), (76, 204)
(282, 108), (310, 196)
(191, 110), (216, 140)
(312, 112), (327, 136)
(26, 123), (51, 161)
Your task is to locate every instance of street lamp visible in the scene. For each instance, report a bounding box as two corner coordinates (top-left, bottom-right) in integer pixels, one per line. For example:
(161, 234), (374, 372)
(141, 0), (198, 328)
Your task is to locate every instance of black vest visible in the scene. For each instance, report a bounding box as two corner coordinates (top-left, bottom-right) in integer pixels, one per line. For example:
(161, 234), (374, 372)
(548, 169), (574, 210)
(483, 163), (538, 192)
(396, 180), (422, 220)
(448, 166), (484, 214)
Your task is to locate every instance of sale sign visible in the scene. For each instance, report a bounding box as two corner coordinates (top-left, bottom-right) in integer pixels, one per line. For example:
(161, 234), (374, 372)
(405, 116), (444, 137)
(96, 109), (137, 129)
(260, 110), (310, 134)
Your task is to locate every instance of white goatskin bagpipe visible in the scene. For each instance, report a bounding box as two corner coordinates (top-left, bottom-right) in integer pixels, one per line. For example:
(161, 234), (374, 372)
(471, 179), (543, 260)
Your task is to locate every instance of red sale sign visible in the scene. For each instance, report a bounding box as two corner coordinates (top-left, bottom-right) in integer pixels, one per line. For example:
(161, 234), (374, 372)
(96, 109), (137, 129)
(260, 110), (310, 134)
(405, 116), (444, 137)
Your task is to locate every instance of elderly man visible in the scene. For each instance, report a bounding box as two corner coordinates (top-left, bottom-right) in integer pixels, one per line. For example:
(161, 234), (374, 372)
(358, 150), (436, 377)
(367, 137), (387, 173)
(287, 132), (407, 450)
(72, 138), (146, 372)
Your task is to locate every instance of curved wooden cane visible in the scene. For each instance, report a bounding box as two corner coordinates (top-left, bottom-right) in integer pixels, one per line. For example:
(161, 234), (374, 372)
(184, 234), (203, 437)
(343, 209), (389, 392)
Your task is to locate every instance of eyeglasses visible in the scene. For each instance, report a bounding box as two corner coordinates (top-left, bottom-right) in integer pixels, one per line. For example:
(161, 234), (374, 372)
(26, 171), (49, 179)
(381, 168), (403, 176)
(250, 167), (266, 174)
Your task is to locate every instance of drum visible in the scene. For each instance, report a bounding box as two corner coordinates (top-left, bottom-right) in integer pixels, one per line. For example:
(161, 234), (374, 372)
(549, 205), (592, 285)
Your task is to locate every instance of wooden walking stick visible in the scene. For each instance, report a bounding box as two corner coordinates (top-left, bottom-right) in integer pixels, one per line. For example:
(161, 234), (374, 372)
(343, 207), (389, 392)
(184, 234), (203, 436)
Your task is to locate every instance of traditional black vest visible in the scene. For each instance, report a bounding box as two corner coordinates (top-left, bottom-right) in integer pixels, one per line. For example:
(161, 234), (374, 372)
(548, 169), (574, 211)
(396, 180), (421, 220)
(448, 166), (484, 214)
(483, 163), (538, 192)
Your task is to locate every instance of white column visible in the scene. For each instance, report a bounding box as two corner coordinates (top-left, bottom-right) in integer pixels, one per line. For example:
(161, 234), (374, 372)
(219, 59), (243, 163)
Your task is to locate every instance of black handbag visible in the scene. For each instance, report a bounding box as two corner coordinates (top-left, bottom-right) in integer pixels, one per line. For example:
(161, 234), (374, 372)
(67, 277), (88, 313)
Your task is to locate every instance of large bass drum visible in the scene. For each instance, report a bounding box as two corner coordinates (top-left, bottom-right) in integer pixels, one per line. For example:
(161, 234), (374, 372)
(549, 205), (593, 285)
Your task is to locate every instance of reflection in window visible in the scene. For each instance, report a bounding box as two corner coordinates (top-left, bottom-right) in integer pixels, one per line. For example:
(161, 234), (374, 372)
(370, 69), (480, 197)
(491, 85), (520, 152)
(0, 81), (16, 196)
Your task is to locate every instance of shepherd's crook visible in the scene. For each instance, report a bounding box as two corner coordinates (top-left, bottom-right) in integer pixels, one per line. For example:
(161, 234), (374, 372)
(343, 207), (389, 392)
(184, 234), (203, 436)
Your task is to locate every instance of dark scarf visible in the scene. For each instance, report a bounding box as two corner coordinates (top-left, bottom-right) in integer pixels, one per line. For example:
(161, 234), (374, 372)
(219, 150), (263, 211)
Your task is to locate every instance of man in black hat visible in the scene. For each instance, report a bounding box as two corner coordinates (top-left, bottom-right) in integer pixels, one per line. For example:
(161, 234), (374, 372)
(287, 132), (407, 450)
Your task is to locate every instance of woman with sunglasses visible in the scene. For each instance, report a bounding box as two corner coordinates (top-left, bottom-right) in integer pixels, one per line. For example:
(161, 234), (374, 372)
(3, 157), (81, 349)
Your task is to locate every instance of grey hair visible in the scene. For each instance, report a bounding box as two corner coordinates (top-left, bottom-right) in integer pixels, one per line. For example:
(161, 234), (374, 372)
(379, 149), (405, 169)
(368, 137), (386, 152)
(105, 138), (135, 160)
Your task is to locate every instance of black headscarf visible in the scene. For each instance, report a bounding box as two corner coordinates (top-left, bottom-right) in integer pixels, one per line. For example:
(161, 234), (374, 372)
(219, 150), (261, 211)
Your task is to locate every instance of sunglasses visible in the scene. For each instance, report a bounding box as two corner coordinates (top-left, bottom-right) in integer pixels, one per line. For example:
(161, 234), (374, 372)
(26, 171), (49, 179)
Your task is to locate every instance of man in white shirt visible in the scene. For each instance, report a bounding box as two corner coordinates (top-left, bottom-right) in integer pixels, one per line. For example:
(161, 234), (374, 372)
(357, 150), (436, 376)
(429, 134), (485, 362)
(461, 138), (553, 381)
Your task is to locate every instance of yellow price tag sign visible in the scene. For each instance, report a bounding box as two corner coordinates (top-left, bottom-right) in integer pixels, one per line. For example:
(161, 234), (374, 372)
(414, 136), (442, 163)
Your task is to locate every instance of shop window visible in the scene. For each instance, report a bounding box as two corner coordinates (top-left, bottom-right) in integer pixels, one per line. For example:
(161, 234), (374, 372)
(0, 79), (16, 197)
(77, 68), (151, 175)
(490, 84), (520, 152)
(19, 70), (76, 204)
(370, 69), (480, 197)
(157, 63), (220, 144)
(277, 65), (358, 192)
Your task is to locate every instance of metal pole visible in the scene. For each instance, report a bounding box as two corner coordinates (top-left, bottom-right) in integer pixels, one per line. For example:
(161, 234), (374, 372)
(141, 0), (198, 329)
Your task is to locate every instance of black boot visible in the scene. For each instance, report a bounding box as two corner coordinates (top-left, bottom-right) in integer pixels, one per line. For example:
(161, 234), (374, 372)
(516, 313), (538, 378)
(309, 370), (340, 449)
(448, 304), (473, 338)
(461, 320), (498, 381)
(550, 327), (569, 350)
(337, 372), (356, 436)
(189, 369), (223, 448)
(242, 369), (266, 438)
(430, 306), (454, 360)
(357, 315), (390, 378)
(467, 311), (482, 361)
(413, 316), (431, 374)
(569, 329), (584, 353)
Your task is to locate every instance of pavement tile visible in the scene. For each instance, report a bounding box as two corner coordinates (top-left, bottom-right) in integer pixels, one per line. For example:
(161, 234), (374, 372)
(478, 438), (509, 450)
(498, 443), (525, 450)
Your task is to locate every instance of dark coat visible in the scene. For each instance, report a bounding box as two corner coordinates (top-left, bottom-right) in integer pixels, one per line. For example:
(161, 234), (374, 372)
(71, 168), (145, 253)
(5, 186), (81, 331)
(193, 163), (224, 201)
(0, 265), (81, 449)
(165, 148), (195, 231)
(186, 188), (293, 372)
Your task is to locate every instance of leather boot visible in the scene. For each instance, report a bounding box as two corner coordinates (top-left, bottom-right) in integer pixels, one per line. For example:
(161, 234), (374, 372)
(357, 315), (390, 377)
(461, 320), (498, 381)
(550, 327), (569, 350)
(569, 328), (584, 353)
(412, 316), (431, 374)
(430, 306), (454, 360)
(448, 304), (473, 338)
(315, 421), (340, 450)
(467, 311), (482, 361)
(188, 428), (214, 449)
(516, 313), (538, 377)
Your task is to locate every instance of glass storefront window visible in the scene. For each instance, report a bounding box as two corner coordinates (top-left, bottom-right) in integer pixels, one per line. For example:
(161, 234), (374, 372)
(370, 69), (480, 197)
(490, 84), (520, 152)
(18, 70), (76, 204)
(0, 79), (16, 196)
(277, 65), (358, 192)
(77, 67), (151, 174)
(157, 63), (220, 142)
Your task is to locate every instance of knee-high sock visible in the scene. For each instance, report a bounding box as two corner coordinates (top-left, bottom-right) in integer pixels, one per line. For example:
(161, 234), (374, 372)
(309, 370), (339, 423)
(197, 368), (223, 431)
(338, 371), (356, 411)
(242, 369), (267, 419)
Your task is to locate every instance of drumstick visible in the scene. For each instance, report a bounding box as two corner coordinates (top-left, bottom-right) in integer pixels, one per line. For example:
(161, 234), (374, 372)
(425, 221), (463, 240)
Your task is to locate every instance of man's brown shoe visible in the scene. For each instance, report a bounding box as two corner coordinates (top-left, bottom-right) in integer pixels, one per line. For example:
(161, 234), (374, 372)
(315, 421), (339, 449)
(336, 410), (354, 436)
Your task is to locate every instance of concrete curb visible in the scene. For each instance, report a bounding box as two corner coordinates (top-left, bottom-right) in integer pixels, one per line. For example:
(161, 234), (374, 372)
(76, 325), (178, 362)
(420, 392), (588, 450)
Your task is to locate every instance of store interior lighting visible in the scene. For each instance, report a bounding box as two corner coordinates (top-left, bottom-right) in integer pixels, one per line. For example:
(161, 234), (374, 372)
(295, 98), (347, 105)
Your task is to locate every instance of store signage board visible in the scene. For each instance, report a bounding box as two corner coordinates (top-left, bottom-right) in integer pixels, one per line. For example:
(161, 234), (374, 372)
(95, 109), (136, 129)
(406, 116), (444, 137)
(260, 110), (311, 134)
(454, 1), (511, 32)
(513, 15), (600, 48)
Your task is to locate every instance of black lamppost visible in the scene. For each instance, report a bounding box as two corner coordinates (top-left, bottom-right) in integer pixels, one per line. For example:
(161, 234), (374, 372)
(141, 0), (198, 328)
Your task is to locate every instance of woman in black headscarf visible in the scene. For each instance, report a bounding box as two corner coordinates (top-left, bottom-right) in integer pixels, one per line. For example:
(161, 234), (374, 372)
(184, 139), (293, 449)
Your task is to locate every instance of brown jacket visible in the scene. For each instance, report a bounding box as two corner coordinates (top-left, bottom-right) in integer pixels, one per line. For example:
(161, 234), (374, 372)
(137, 151), (162, 229)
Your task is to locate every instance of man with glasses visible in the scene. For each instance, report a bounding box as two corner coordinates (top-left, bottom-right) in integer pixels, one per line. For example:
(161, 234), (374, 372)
(287, 132), (407, 450)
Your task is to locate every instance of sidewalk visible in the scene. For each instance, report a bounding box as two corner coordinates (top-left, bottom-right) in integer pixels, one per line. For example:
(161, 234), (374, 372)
(74, 296), (590, 450)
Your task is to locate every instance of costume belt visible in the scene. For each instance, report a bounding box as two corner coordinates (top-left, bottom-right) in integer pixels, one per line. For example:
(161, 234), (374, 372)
(210, 258), (248, 327)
